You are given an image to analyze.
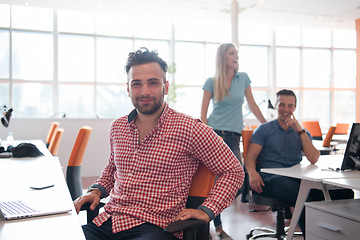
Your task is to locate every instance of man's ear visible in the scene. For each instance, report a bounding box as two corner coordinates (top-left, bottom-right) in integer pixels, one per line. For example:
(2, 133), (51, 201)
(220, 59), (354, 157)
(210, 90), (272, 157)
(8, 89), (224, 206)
(127, 83), (130, 97)
(164, 81), (169, 95)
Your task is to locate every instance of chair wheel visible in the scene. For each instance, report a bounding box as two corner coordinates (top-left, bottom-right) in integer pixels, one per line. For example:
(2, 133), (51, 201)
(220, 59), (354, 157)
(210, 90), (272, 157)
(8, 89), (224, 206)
(246, 233), (252, 240)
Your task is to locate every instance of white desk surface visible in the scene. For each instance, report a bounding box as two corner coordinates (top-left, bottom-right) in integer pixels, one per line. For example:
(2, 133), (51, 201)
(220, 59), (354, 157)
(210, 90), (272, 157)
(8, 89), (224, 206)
(260, 154), (360, 239)
(0, 140), (85, 240)
(261, 154), (360, 181)
(323, 177), (360, 191)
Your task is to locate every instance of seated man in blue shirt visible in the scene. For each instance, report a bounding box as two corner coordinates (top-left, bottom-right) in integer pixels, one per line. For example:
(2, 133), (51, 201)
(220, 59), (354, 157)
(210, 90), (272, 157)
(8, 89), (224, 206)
(245, 89), (354, 234)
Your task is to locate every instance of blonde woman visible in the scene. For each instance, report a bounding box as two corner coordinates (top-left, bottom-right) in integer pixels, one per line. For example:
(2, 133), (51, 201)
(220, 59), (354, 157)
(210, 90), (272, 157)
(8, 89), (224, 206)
(201, 43), (266, 239)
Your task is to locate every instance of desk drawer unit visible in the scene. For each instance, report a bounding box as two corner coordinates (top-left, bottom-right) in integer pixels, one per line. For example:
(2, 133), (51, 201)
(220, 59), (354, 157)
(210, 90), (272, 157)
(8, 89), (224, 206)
(305, 199), (360, 240)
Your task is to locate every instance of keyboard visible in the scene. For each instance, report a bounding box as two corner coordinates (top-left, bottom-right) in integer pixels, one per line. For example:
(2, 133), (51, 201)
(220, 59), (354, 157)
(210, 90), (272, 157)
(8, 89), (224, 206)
(0, 200), (39, 216)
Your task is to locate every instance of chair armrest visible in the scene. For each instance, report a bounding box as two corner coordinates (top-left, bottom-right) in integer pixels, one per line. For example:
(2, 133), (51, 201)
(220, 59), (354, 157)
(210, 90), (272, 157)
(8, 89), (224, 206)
(80, 202), (106, 223)
(164, 219), (207, 233)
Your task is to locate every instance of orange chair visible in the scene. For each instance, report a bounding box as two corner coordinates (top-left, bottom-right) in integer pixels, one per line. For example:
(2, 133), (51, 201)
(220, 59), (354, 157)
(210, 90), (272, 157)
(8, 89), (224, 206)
(334, 123), (349, 135)
(317, 126), (337, 155)
(242, 129), (254, 160)
(48, 128), (64, 156)
(165, 163), (216, 239)
(66, 126), (92, 201)
(46, 122), (59, 148)
(302, 121), (322, 140)
(322, 126), (336, 148)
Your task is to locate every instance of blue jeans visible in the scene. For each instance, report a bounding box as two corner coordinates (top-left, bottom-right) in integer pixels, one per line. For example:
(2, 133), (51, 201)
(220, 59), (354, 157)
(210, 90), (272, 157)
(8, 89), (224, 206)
(213, 130), (244, 228)
(82, 219), (178, 240)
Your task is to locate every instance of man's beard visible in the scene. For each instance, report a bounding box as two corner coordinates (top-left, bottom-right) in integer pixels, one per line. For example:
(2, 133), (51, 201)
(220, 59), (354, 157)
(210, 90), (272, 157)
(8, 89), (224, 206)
(132, 92), (165, 115)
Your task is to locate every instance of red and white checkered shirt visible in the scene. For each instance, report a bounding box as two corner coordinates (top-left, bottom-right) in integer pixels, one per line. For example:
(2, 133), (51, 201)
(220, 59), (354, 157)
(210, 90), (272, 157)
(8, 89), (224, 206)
(92, 103), (244, 236)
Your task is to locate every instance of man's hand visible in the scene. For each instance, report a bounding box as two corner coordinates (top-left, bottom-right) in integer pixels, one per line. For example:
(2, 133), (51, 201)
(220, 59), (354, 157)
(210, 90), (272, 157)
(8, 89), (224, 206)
(284, 113), (302, 132)
(73, 190), (101, 214)
(248, 171), (265, 194)
(174, 209), (210, 223)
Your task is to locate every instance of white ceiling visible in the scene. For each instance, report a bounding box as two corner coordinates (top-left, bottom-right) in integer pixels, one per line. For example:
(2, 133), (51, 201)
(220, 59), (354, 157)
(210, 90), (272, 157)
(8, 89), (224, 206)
(2, 0), (360, 29)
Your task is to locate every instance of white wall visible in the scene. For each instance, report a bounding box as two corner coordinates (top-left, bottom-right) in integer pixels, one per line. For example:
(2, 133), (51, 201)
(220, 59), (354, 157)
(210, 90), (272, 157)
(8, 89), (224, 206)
(0, 118), (113, 177)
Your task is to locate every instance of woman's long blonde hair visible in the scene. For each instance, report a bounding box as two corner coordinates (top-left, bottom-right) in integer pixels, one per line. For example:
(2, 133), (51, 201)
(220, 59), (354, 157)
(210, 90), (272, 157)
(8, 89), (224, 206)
(213, 43), (238, 102)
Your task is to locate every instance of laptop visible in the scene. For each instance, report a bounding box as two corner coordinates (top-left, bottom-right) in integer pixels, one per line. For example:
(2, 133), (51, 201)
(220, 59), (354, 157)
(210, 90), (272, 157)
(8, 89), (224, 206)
(0, 199), (72, 220)
(341, 123), (360, 171)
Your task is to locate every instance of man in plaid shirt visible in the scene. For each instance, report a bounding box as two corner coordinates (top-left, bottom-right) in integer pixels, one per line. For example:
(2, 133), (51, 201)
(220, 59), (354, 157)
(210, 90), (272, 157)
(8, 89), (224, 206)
(74, 48), (244, 240)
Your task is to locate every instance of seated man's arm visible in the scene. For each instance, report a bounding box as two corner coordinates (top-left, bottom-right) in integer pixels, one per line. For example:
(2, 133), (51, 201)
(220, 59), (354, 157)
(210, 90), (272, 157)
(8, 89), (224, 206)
(245, 142), (264, 194)
(285, 115), (320, 164)
(299, 132), (320, 164)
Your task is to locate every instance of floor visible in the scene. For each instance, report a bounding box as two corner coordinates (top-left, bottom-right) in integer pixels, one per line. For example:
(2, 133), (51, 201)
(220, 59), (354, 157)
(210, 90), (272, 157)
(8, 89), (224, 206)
(81, 177), (304, 240)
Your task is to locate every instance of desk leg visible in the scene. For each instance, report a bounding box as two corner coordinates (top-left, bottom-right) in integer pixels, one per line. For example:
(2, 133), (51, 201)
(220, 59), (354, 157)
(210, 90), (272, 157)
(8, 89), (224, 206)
(287, 180), (325, 240)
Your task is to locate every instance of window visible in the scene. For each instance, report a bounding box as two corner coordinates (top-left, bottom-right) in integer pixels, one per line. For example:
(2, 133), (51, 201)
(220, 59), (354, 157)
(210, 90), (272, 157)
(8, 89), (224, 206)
(238, 46), (269, 87)
(276, 26), (301, 46)
(303, 90), (330, 127)
(302, 28), (331, 48)
(12, 31), (53, 80)
(333, 49), (356, 88)
(12, 5), (53, 31)
(276, 47), (300, 88)
(0, 4), (356, 127)
(13, 83), (52, 118)
(58, 34), (95, 82)
(96, 37), (132, 83)
(0, 4), (10, 27)
(303, 49), (331, 88)
(0, 30), (9, 78)
(175, 42), (205, 86)
(58, 10), (94, 34)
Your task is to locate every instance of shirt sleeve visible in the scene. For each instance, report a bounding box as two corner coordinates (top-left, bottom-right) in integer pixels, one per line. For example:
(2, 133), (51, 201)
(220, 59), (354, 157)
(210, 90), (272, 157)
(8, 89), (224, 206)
(92, 123), (117, 197)
(202, 77), (214, 94)
(242, 72), (251, 88)
(190, 120), (244, 217)
(250, 124), (267, 147)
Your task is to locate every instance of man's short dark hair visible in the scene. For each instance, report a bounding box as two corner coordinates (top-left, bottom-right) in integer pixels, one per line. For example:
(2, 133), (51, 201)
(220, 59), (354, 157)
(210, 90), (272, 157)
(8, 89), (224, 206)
(125, 47), (168, 75)
(276, 89), (297, 106)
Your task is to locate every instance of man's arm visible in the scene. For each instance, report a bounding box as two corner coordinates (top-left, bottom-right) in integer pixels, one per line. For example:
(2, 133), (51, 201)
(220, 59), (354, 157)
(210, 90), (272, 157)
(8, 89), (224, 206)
(299, 130), (320, 164)
(245, 86), (267, 124)
(200, 90), (212, 124)
(189, 122), (244, 219)
(285, 114), (320, 164)
(73, 188), (102, 214)
(244, 142), (265, 194)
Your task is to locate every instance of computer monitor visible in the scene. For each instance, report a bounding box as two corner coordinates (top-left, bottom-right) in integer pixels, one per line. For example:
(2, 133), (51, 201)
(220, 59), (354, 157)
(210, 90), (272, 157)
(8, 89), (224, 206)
(341, 123), (360, 170)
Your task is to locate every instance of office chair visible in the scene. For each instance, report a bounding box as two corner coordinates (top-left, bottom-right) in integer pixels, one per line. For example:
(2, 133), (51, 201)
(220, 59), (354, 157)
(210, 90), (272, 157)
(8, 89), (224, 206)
(81, 162), (216, 239)
(302, 121), (322, 140)
(244, 131), (302, 240)
(66, 126), (92, 201)
(334, 123), (349, 135)
(165, 163), (216, 240)
(65, 126), (106, 223)
(241, 129), (254, 203)
(46, 122), (59, 148)
(48, 128), (64, 156)
(319, 126), (336, 155)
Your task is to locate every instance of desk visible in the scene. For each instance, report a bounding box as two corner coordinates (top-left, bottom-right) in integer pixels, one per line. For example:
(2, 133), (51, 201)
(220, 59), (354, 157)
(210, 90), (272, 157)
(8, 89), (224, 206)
(261, 155), (360, 240)
(323, 177), (360, 191)
(0, 140), (85, 240)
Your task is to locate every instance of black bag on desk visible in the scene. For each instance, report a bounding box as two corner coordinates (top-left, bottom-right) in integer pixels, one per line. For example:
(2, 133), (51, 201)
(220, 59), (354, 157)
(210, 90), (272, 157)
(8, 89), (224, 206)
(7, 143), (44, 157)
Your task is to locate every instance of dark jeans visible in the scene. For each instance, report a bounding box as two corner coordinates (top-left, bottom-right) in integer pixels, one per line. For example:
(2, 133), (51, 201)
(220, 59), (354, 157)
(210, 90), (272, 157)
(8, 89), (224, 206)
(82, 219), (178, 240)
(261, 176), (354, 234)
(213, 130), (245, 228)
